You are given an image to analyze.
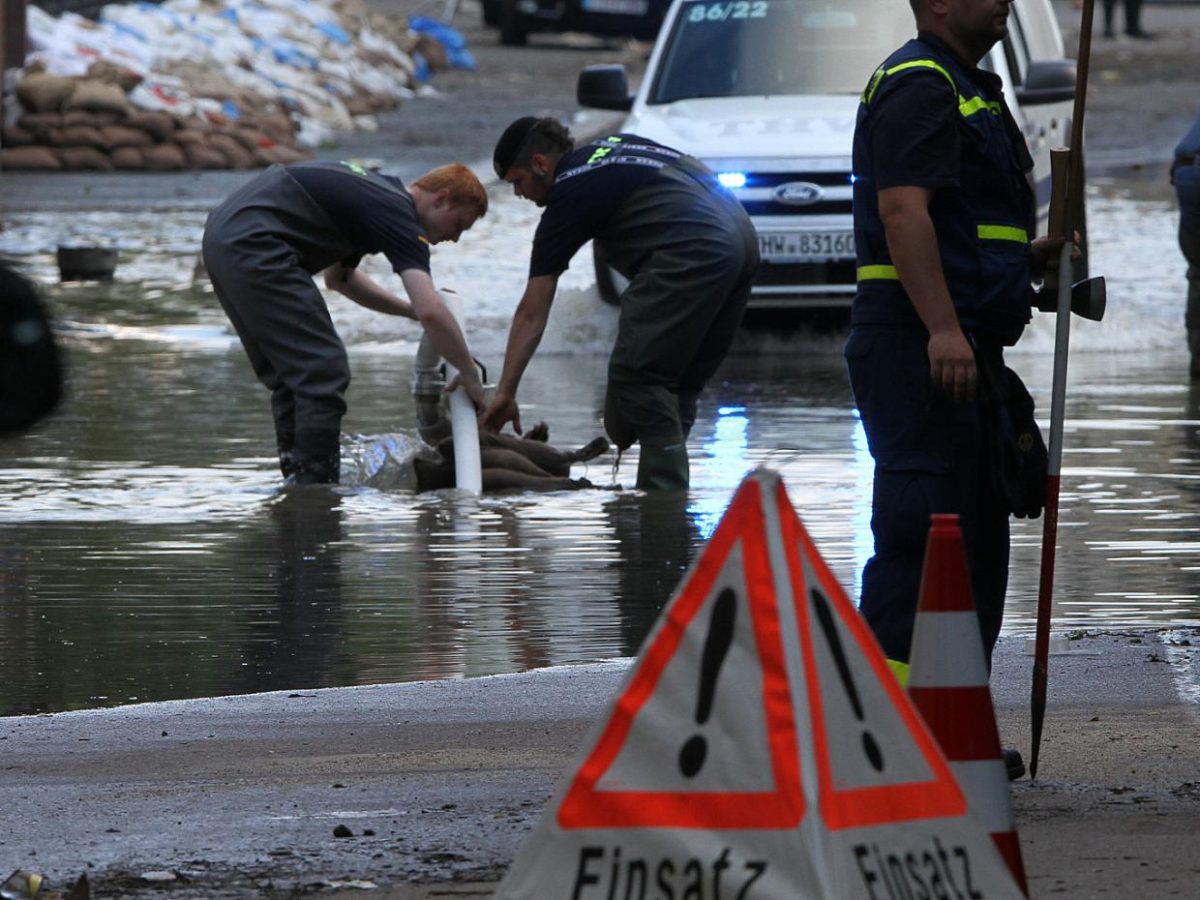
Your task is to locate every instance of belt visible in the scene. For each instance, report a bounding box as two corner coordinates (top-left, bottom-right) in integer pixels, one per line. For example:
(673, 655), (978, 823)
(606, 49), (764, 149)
(1178, 153), (1198, 168)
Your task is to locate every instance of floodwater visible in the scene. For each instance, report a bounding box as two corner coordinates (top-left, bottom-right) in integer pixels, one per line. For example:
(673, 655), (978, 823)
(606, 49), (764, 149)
(2, 182), (1199, 717)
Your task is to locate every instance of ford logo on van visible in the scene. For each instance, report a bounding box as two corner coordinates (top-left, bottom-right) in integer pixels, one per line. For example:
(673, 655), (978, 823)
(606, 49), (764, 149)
(774, 182), (823, 206)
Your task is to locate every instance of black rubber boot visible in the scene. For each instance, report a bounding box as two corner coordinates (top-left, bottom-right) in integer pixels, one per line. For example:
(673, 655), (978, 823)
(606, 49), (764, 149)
(1189, 331), (1200, 380)
(286, 427), (341, 485)
(635, 443), (690, 491)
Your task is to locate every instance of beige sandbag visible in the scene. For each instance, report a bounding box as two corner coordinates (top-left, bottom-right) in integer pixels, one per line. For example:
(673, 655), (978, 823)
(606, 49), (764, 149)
(87, 60), (143, 92)
(16, 71), (76, 114)
(173, 128), (207, 146)
(50, 125), (107, 150)
(56, 146), (115, 171)
(127, 110), (175, 142)
(142, 142), (187, 171)
(99, 125), (154, 150)
(65, 80), (132, 117)
(110, 146), (146, 170)
(18, 113), (62, 143)
(228, 127), (264, 153)
(256, 113), (296, 143)
(0, 145), (63, 170)
(254, 144), (311, 166)
(183, 142), (228, 170)
(413, 34), (448, 72)
(63, 109), (104, 128)
(1, 123), (35, 147)
(208, 133), (255, 169)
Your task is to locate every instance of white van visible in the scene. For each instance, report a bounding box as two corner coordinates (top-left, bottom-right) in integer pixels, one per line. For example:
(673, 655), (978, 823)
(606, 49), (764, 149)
(577, 0), (1078, 315)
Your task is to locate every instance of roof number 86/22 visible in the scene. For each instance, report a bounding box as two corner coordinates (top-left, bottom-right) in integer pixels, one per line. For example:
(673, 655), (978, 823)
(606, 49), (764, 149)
(687, 1), (769, 22)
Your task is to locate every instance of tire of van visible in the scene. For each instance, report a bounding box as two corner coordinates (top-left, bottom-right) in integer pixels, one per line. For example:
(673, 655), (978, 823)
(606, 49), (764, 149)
(482, 0), (500, 26)
(592, 243), (628, 306)
(499, 2), (528, 45)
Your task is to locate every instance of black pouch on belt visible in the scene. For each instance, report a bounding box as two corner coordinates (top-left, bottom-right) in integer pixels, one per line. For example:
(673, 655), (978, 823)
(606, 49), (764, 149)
(974, 344), (1048, 519)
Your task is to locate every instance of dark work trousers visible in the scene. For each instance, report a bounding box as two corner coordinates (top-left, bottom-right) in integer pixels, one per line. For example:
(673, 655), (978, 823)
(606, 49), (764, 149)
(1103, 0), (1144, 35)
(605, 223), (758, 491)
(1176, 166), (1200, 367)
(202, 170), (349, 483)
(845, 326), (1011, 667)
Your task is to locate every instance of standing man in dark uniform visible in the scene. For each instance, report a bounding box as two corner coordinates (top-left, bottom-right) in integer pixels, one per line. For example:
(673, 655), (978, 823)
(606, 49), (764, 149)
(203, 161), (488, 485)
(481, 117), (759, 490)
(1172, 106), (1200, 377)
(845, 0), (1064, 723)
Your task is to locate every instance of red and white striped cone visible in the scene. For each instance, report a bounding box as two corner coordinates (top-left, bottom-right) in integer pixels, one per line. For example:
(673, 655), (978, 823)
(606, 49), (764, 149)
(907, 513), (1029, 897)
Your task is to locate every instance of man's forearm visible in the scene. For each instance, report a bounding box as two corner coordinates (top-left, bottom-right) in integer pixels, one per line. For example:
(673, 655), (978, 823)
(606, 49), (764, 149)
(885, 212), (960, 336)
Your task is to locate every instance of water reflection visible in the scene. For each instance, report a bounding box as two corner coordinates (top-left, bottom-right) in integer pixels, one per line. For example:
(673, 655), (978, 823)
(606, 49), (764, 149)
(234, 488), (346, 694)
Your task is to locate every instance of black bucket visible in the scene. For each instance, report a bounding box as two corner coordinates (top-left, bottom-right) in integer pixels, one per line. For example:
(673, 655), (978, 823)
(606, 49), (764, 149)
(56, 245), (118, 282)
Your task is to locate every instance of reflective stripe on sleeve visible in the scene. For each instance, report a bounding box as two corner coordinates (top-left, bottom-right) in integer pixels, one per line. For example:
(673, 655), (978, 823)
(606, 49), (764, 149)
(977, 224), (1029, 243)
(857, 264), (900, 281)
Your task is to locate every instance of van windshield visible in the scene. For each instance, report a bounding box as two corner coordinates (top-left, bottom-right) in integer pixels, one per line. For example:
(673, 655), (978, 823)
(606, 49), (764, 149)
(650, 0), (915, 102)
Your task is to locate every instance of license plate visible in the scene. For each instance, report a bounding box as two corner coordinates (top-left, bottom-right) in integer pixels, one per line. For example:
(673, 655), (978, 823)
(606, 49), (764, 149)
(758, 231), (855, 262)
(582, 0), (649, 14)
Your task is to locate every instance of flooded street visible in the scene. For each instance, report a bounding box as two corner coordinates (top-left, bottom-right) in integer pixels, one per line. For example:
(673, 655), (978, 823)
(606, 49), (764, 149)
(3, 180), (1199, 718)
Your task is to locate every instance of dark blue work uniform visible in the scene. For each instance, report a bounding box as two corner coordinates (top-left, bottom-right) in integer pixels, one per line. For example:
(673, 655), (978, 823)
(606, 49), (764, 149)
(202, 161), (430, 483)
(530, 133), (759, 490)
(845, 34), (1037, 665)
(1173, 108), (1200, 368)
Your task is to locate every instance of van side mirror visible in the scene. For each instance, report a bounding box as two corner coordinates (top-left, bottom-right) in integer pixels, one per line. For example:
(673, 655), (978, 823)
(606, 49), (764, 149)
(578, 65), (634, 112)
(1016, 59), (1076, 106)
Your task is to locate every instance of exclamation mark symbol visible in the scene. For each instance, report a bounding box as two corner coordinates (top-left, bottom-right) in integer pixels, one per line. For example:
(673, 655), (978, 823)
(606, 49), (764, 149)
(678, 587), (737, 779)
(811, 587), (884, 772)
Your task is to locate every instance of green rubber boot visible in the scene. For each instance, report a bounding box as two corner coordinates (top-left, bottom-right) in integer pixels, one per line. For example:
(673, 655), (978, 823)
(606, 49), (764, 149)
(636, 443), (690, 491)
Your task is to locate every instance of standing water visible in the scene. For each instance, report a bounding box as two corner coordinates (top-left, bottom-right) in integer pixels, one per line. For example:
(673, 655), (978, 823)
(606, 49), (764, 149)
(2, 184), (1198, 716)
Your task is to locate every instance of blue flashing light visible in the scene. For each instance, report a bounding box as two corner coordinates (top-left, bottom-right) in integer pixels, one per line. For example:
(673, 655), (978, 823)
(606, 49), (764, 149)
(717, 172), (747, 189)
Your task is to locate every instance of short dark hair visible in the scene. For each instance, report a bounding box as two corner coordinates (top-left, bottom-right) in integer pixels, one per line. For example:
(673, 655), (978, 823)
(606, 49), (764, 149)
(493, 117), (574, 177)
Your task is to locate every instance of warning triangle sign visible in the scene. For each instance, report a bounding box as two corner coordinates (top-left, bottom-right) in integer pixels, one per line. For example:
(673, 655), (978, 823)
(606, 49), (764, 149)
(497, 469), (1024, 899)
(557, 476), (804, 830)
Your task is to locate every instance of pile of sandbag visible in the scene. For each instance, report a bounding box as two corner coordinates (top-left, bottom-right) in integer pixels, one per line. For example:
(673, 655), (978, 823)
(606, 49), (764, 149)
(2, 60), (310, 171)
(1, 0), (474, 172)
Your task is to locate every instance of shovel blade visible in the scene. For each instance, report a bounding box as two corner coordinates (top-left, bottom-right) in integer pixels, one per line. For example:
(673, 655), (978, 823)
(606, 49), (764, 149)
(1035, 275), (1106, 321)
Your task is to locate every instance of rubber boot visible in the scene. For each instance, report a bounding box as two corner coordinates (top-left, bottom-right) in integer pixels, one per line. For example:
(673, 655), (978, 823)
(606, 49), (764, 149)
(287, 427), (341, 485)
(635, 442), (690, 491)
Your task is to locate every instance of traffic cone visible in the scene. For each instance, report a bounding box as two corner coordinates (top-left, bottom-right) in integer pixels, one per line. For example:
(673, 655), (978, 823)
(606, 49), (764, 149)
(907, 514), (1028, 897)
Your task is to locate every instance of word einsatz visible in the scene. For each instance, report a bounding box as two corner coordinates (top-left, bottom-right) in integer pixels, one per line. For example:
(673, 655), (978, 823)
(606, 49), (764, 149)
(570, 846), (767, 900)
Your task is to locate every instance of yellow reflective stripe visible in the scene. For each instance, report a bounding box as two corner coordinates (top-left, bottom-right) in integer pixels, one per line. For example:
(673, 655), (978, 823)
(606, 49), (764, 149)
(866, 59), (956, 104)
(864, 58), (1000, 119)
(959, 95), (1003, 117)
(977, 224), (1029, 243)
(887, 659), (910, 687)
(857, 265), (899, 281)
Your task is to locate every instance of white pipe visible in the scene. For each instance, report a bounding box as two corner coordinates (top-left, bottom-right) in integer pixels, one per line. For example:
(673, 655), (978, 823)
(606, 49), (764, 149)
(436, 289), (482, 495)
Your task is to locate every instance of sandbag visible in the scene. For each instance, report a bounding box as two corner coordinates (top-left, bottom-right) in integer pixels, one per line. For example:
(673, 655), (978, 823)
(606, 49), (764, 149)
(228, 127), (264, 153)
(173, 128), (208, 146)
(142, 142), (187, 171)
(16, 71), (76, 113)
(254, 144), (310, 166)
(18, 113), (62, 142)
(110, 146), (146, 169)
(1, 123), (35, 147)
(87, 59), (143, 93)
(0, 146), (63, 170)
(50, 124), (107, 150)
(56, 146), (115, 171)
(126, 110), (175, 142)
(182, 142), (228, 170)
(208, 133), (255, 169)
(65, 80), (132, 117)
(99, 124), (155, 150)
